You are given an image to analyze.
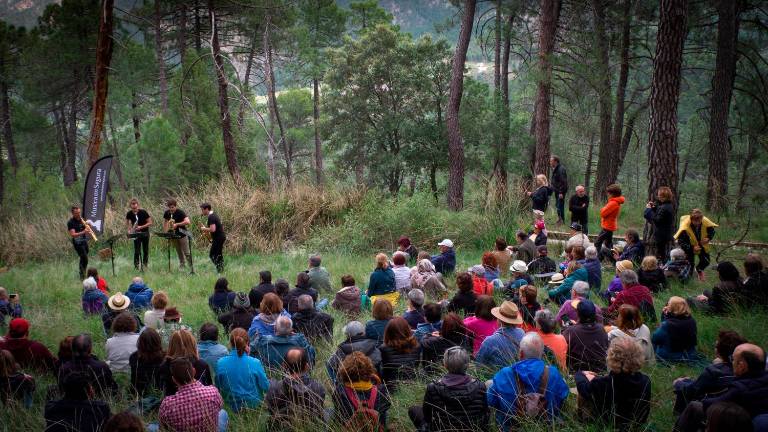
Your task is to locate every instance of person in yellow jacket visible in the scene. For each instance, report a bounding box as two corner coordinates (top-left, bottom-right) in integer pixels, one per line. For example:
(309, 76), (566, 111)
(674, 209), (718, 281)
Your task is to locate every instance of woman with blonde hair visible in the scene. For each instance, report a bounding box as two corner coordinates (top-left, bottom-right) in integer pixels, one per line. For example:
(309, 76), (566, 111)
(607, 304), (654, 364)
(143, 291), (169, 329)
(159, 329), (212, 395)
(367, 253), (398, 304)
(528, 174), (553, 212)
(637, 256), (668, 292)
(215, 328), (269, 411)
(652, 296), (700, 363)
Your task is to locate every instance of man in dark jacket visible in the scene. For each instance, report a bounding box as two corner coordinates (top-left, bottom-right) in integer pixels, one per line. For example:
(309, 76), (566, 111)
(58, 334), (118, 398)
(644, 186), (676, 261)
(431, 239), (456, 275)
(409, 346), (489, 432)
(562, 300), (609, 373)
(45, 371), (111, 432)
(284, 272), (319, 314)
(217, 292), (255, 333)
(569, 185), (590, 234)
(528, 245), (558, 276)
(249, 270), (276, 311)
(292, 295), (334, 342)
(512, 231), (537, 264)
(675, 344), (768, 431)
(326, 321), (382, 382)
(550, 155), (568, 224)
(265, 348), (325, 430)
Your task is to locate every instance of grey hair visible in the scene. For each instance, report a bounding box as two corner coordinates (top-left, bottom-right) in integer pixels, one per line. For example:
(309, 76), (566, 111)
(572, 280), (590, 297)
(275, 316), (293, 336)
(0, 287), (6, 298)
(534, 309), (557, 334)
(670, 248), (686, 260)
(619, 269), (639, 286)
(408, 288), (425, 307)
(297, 294), (314, 311)
(343, 321), (365, 338)
(83, 277), (97, 291)
(585, 246), (598, 259)
(443, 346), (470, 374)
(132, 276), (143, 284)
(520, 332), (545, 359)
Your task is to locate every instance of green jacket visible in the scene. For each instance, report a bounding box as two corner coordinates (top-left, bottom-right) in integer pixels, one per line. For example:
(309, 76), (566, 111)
(548, 268), (589, 304)
(308, 266), (331, 292)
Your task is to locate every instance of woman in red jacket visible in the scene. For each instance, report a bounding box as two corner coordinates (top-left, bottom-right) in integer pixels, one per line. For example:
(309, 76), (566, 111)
(595, 184), (625, 262)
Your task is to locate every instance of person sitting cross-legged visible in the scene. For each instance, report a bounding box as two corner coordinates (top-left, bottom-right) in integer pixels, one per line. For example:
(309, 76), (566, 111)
(292, 294), (334, 343)
(215, 328), (269, 411)
(327, 321), (382, 383)
(208, 277), (236, 316)
(575, 337), (652, 430)
(652, 296), (700, 364)
(367, 253), (397, 301)
(409, 346), (489, 432)
(307, 254), (332, 293)
(154, 357), (227, 432)
(265, 348), (326, 430)
(331, 351), (391, 429)
(45, 371), (111, 432)
(488, 332), (570, 432)
(476, 301), (525, 370)
(253, 316), (316, 370)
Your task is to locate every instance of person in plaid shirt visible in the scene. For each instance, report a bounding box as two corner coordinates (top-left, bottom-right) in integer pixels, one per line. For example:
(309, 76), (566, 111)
(154, 357), (228, 432)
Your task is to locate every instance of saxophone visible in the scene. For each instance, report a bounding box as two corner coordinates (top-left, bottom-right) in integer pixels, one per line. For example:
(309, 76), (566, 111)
(81, 218), (98, 241)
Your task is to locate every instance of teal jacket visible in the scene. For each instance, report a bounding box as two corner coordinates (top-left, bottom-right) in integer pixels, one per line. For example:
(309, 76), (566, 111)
(367, 268), (396, 297)
(548, 268), (589, 304)
(215, 349), (270, 411)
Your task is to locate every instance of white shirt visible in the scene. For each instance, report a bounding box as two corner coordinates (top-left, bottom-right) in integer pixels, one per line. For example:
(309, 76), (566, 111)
(144, 309), (165, 330)
(392, 265), (412, 294)
(105, 332), (140, 373)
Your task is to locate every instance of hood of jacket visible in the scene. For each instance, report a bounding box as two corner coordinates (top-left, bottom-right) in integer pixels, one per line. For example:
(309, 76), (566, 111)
(336, 285), (360, 299)
(610, 196), (626, 206)
(127, 282), (150, 293)
(340, 336), (379, 357)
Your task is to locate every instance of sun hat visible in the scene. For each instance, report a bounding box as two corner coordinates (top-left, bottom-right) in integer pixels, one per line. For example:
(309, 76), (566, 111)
(616, 260), (634, 273)
(569, 222), (583, 232)
(108, 292), (131, 311)
(8, 318), (29, 338)
(163, 307), (182, 321)
(549, 273), (565, 284)
(437, 239), (454, 248)
(510, 260), (528, 273)
(491, 301), (523, 325)
(233, 292), (250, 309)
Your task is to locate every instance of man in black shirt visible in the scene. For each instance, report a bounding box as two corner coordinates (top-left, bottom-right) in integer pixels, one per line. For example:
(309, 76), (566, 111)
(125, 198), (152, 271)
(162, 199), (191, 269)
(67, 205), (93, 279)
(550, 155), (568, 225)
(569, 185), (590, 235)
(200, 202), (226, 273)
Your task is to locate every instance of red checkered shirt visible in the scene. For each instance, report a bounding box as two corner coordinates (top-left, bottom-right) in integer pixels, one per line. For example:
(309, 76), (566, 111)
(159, 381), (223, 432)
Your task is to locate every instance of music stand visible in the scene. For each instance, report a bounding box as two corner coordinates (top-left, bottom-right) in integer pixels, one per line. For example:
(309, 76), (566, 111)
(179, 228), (195, 275)
(103, 234), (123, 276)
(154, 231), (194, 275)
(127, 232), (149, 272)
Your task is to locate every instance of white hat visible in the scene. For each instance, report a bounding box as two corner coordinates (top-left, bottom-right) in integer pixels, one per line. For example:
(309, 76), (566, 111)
(510, 260), (528, 273)
(438, 239), (454, 248)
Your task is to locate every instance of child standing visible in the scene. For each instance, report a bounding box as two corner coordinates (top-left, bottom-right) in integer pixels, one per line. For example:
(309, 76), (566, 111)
(595, 184), (625, 261)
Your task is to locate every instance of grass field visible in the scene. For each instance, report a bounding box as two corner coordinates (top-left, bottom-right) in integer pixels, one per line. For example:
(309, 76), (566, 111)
(0, 243), (766, 431)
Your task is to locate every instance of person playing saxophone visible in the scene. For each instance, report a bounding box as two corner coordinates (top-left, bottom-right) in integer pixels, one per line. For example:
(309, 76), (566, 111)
(125, 198), (152, 271)
(67, 205), (94, 279)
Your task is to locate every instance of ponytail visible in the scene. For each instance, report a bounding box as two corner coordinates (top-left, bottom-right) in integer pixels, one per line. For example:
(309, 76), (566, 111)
(229, 328), (249, 357)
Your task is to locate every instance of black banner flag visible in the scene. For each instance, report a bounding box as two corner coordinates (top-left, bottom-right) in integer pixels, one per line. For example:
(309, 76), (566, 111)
(82, 156), (113, 235)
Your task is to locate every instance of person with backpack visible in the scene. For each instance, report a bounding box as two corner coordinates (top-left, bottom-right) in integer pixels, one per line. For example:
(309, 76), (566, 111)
(332, 351), (391, 431)
(488, 332), (569, 431)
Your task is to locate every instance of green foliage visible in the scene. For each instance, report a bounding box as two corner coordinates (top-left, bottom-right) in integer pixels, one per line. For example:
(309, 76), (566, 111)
(124, 117), (183, 195)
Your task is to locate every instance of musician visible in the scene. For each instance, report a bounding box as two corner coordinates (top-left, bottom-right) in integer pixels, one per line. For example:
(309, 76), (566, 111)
(162, 199), (192, 269)
(199, 203), (226, 273)
(125, 198), (152, 271)
(67, 205), (93, 279)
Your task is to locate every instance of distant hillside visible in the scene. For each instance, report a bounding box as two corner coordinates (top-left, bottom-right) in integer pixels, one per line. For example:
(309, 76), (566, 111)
(0, 0), (58, 28)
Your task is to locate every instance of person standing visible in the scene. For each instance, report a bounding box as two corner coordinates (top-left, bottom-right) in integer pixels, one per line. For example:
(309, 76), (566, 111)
(569, 185), (590, 235)
(200, 203), (226, 273)
(527, 174), (553, 212)
(644, 186), (675, 261)
(125, 198), (152, 271)
(67, 205), (95, 279)
(674, 208), (717, 282)
(162, 199), (192, 269)
(550, 155), (568, 225)
(595, 184), (625, 262)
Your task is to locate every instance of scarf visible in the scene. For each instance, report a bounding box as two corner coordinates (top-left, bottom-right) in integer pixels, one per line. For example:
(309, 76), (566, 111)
(412, 259), (437, 287)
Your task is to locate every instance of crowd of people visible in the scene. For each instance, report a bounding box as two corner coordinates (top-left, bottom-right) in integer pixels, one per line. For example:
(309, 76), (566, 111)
(2, 170), (768, 431)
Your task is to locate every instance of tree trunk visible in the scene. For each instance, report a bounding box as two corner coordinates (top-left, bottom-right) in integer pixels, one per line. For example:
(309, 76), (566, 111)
(533, 0), (560, 176)
(646, 0), (688, 254)
(498, 13), (513, 198)
(262, 16), (277, 190)
(0, 55), (18, 172)
(735, 134), (755, 211)
(584, 130), (596, 191)
(155, 0), (168, 114)
(86, 0), (115, 168)
(313, 77), (324, 190)
(706, 0), (740, 212)
(593, 0), (627, 201)
(237, 31), (258, 130)
(208, 0), (242, 184)
(194, 0), (202, 53)
(263, 14), (290, 188)
(178, 2), (187, 64)
(446, 0), (477, 211)
(57, 103), (78, 186)
(107, 108), (127, 190)
(131, 91), (141, 144)
(492, 0), (502, 190)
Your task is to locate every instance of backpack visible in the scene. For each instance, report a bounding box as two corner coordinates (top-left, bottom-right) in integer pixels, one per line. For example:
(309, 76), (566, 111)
(514, 366), (550, 419)
(344, 386), (382, 432)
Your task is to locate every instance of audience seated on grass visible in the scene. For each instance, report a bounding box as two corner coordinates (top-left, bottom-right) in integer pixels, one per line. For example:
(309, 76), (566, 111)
(663, 248), (691, 283)
(332, 351), (390, 429)
(705, 402), (756, 432)
(548, 261), (589, 305)
(562, 300), (609, 373)
(380, 316), (422, 392)
(307, 254), (332, 293)
(653, 296), (700, 364)
(208, 277), (236, 316)
(103, 411), (144, 432)
(528, 245), (558, 277)
(159, 329), (212, 396)
(265, 347), (326, 430)
(514, 284), (542, 332)
(447, 272), (477, 315)
(603, 260), (634, 301)
(0, 349), (35, 408)
(81, 277), (107, 315)
(365, 299), (393, 344)
(468, 265), (494, 296)
(249, 270), (276, 312)
(491, 237), (513, 279)
(217, 292), (254, 334)
(292, 294), (334, 342)
(125, 277), (153, 310)
(396, 235), (419, 264)
(488, 332), (570, 431)
(534, 309), (567, 370)
(481, 251), (500, 282)
(742, 253), (768, 308)
(0, 318), (55, 374)
(105, 312), (140, 373)
(285, 272), (319, 314)
(253, 316), (316, 369)
(605, 270), (654, 321)
(607, 304), (654, 365)
(45, 371), (111, 432)
(102, 293), (142, 335)
(248, 293), (291, 340)
(155, 357), (226, 432)
(513, 231), (537, 264)
(688, 261), (742, 315)
(332, 275), (362, 315)
(197, 323), (228, 373)
(421, 313), (471, 369)
(505, 260), (533, 296)
(215, 328), (269, 411)
(463, 295), (498, 356)
(638, 255), (669, 293)
(327, 321), (382, 383)
(580, 246), (603, 290)
(143, 291), (168, 330)
(476, 301), (525, 369)
(392, 252), (412, 296)
(555, 281), (603, 326)
(431, 239), (456, 275)
(414, 302), (443, 341)
(411, 258), (448, 300)
(613, 229), (645, 265)
(129, 327), (165, 397)
(367, 253), (396, 301)
(0, 287), (22, 327)
(274, 278), (291, 305)
(409, 346), (489, 432)
(403, 288), (427, 329)
(575, 337), (651, 430)
(86, 267), (109, 295)
(60, 333), (118, 398)
(157, 306), (191, 346)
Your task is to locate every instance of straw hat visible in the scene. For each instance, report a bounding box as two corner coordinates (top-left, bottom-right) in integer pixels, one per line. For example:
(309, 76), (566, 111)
(549, 273), (565, 284)
(616, 260), (634, 273)
(107, 292), (130, 311)
(491, 301), (523, 325)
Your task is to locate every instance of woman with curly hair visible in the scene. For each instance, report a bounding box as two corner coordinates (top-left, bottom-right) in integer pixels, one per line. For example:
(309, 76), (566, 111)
(575, 337), (651, 430)
(332, 352), (391, 428)
(481, 252), (499, 282)
(379, 317), (421, 392)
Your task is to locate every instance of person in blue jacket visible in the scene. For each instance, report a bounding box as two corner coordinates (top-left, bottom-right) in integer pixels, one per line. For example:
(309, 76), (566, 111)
(215, 328), (269, 411)
(367, 254), (396, 298)
(488, 332), (570, 431)
(579, 246), (602, 290)
(431, 239), (456, 275)
(125, 277), (153, 310)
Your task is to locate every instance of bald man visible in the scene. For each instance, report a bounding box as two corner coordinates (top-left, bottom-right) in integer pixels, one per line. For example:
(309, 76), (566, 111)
(675, 343), (768, 432)
(264, 348), (325, 427)
(569, 185), (590, 235)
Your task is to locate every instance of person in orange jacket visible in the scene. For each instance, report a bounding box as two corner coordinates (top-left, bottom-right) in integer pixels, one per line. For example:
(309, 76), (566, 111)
(595, 184), (626, 262)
